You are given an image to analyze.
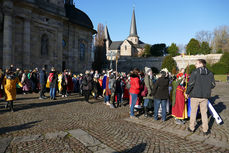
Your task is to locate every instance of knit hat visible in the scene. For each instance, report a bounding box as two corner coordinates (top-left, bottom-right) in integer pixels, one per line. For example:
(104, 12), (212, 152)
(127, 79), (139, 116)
(161, 68), (169, 73)
(145, 67), (151, 73)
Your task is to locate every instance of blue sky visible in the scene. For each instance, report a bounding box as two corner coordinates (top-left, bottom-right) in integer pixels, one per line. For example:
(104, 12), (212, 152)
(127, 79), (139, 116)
(74, 0), (229, 46)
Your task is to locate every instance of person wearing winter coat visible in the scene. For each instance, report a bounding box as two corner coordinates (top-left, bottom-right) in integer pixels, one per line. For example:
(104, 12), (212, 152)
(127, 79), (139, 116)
(21, 70), (31, 94)
(2, 70), (22, 112)
(39, 66), (47, 99)
(48, 67), (58, 100)
(105, 70), (112, 105)
(186, 59), (215, 135)
(115, 74), (123, 107)
(129, 68), (140, 119)
(61, 71), (68, 97)
(109, 73), (116, 108)
(82, 70), (93, 102)
(67, 71), (73, 94)
(152, 71), (169, 121)
(143, 67), (154, 117)
(31, 68), (39, 92)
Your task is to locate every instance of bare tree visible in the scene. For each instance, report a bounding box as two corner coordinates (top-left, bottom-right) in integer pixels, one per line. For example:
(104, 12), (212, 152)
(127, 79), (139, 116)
(92, 23), (106, 71)
(212, 26), (229, 53)
(195, 30), (213, 44)
(94, 23), (105, 47)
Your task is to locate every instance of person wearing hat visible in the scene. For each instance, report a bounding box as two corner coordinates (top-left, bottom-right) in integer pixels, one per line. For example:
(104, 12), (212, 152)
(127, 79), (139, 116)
(152, 70), (169, 121)
(2, 70), (22, 112)
(143, 67), (154, 117)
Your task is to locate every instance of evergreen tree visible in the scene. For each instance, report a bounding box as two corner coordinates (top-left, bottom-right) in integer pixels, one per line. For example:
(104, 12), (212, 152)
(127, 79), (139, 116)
(167, 43), (179, 57)
(200, 41), (211, 54)
(186, 38), (200, 55)
(161, 55), (177, 72)
(150, 43), (166, 56)
(143, 44), (151, 57)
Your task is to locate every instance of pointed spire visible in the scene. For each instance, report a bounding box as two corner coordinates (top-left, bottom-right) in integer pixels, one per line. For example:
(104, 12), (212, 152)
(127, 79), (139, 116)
(129, 8), (138, 37)
(104, 25), (111, 41)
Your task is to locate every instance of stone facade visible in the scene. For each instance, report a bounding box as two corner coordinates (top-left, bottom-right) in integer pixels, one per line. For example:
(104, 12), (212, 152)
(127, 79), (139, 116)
(0, 0), (96, 73)
(173, 54), (223, 70)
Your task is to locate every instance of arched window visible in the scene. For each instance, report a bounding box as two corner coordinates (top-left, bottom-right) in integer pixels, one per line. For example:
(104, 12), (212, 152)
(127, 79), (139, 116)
(41, 34), (49, 56)
(125, 45), (127, 50)
(79, 43), (85, 60)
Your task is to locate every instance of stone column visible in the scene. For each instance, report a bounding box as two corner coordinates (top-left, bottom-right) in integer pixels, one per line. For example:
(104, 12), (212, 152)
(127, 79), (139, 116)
(3, 0), (13, 69)
(57, 28), (63, 72)
(23, 16), (31, 69)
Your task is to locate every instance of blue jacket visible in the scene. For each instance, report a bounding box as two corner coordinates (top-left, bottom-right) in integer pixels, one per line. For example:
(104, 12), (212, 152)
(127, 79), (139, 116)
(40, 70), (47, 85)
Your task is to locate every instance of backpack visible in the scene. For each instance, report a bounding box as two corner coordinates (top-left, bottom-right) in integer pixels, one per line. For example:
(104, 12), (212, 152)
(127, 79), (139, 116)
(48, 73), (54, 82)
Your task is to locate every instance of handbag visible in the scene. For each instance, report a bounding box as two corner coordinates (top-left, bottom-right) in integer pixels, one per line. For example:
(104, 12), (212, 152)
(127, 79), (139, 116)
(141, 85), (148, 97)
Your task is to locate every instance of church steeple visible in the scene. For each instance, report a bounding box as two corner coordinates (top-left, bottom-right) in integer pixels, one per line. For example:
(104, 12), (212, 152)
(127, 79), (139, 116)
(104, 25), (112, 51)
(104, 25), (111, 42)
(128, 8), (139, 45)
(129, 8), (138, 37)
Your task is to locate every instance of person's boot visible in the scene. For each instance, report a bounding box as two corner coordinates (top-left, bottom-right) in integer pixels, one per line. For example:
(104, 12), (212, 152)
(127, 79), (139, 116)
(144, 107), (148, 117)
(117, 101), (120, 108)
(9, 101), (14, 112)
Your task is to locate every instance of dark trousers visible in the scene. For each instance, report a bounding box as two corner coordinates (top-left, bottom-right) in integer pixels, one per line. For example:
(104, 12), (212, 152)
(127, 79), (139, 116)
(84, 90), (90, 102)
(40, 83), (46, 98)
(61, 85), (67, 95)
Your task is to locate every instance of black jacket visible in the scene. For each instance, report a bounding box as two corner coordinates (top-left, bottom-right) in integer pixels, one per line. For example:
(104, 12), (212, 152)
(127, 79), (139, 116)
(82, 74), (93, 91)
(39, 70), (47, 85)
(152, 76), (169, 100)
(186, 67), (215, 99)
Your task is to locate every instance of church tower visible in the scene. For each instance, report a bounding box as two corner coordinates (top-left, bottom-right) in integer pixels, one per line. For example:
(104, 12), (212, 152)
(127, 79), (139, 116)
(127, 8), (139, 45)
(104, 25), (112, 51)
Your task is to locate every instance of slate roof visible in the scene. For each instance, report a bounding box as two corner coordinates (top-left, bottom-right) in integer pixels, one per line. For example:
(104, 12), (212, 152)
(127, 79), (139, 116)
(65, 4), (95, 32)
(109, 41), (123, 50)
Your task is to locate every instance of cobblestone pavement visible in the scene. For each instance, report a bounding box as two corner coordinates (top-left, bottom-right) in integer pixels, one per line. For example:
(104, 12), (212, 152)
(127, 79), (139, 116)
(0, 82), (229, 153)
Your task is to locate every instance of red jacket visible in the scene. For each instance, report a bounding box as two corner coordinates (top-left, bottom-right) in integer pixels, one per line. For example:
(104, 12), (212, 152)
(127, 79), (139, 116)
(129, 74), (140, 94)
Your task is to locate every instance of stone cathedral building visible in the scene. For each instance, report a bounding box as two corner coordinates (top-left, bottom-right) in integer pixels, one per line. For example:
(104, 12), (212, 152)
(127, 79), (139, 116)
(104, 9), (146, 60)
(0, 0), (96, 72)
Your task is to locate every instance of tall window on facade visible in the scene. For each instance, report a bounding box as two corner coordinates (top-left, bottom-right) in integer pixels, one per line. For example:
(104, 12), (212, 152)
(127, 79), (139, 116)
(79, 43), (85, 60)
(125, 45), (127, 50)
(41, 34), (49, 56)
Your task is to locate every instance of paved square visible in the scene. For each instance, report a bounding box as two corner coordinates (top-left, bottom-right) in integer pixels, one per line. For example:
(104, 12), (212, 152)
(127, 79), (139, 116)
(0, 82), (229, 153)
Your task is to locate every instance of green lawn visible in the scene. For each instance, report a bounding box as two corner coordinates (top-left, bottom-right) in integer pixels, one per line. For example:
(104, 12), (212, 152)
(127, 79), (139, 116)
(214, 75), (228, 82)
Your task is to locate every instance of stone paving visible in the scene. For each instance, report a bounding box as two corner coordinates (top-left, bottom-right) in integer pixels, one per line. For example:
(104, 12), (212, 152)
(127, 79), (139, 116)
(0, 82), (229, 153)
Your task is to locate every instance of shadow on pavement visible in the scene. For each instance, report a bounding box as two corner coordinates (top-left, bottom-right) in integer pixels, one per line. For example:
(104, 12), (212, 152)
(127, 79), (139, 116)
(114, 143), (147, 153)
(14, 98), (85, 112)
(209, 95), (226, 128)
(0, 98), (85, 114)
(0, 120), (42, 135)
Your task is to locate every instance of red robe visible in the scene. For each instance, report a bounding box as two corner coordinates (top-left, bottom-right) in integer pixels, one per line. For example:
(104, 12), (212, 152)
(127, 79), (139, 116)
(172, 85), (187, 119)
(67, 76), (73, 92)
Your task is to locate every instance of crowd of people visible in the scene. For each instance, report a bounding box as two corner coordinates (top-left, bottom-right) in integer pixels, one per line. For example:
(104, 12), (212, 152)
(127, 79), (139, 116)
(0, 59), (215, 135)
